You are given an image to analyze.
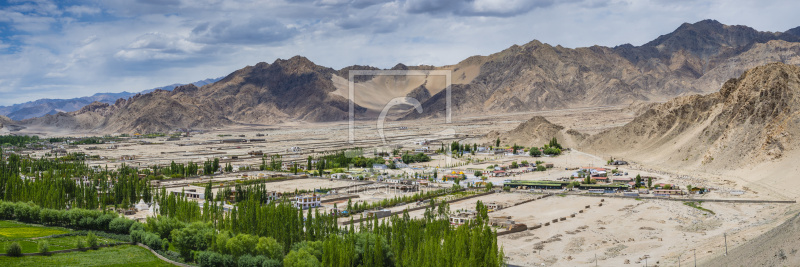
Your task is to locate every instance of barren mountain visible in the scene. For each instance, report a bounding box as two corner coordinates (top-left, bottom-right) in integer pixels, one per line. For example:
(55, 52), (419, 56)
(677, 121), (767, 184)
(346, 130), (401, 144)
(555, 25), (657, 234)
(586, 62), (800, 169)
(404, 20), (800, 120)
(487, 116), (586, 148)
(0, 77), (221, 120)
(24, 57), (366, 133)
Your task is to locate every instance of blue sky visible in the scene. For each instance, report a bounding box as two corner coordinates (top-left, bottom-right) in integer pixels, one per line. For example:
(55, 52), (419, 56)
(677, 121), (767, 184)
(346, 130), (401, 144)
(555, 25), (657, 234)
(0, 0), (798, 106)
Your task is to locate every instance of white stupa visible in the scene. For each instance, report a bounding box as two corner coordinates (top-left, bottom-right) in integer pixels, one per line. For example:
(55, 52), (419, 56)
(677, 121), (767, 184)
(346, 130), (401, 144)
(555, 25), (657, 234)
(135, 199), (150, 211)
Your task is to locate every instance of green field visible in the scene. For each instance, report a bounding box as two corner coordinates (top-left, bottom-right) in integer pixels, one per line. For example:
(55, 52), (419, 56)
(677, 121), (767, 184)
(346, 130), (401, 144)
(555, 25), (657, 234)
(0, 220), (96, 254)
(0, 235), (120, 253)
(0, 221), (70, 239)
(0, 245), (174, 266)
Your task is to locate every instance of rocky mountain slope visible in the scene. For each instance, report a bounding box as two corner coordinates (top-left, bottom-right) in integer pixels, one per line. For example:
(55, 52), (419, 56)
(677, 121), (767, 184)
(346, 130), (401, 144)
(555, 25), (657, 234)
(404, 20), (800, 120)
(0, 78), (221, 120)
(487, 116), (586, 148)
(586, 62), (800, 169)
(704, 210), (800, 267)
(23, 57), (365, 133)
(0, 115), (10, 129)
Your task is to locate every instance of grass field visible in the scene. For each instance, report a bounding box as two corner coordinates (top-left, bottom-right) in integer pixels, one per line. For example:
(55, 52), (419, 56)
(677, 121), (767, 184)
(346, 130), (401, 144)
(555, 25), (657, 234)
(0, 235), (120, 253)
(0, 245), (174, 266)
(0, 221), (69, 238)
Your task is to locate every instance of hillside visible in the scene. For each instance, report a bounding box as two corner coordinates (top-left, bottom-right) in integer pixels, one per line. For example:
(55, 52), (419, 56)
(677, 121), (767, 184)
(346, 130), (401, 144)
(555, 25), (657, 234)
(0, 77), (221, 120)
(197, 56), (363, 124)
(487, 116), (586, 148)
(0, 115), (10, 131)
(23, 57), (367, 133)
(586, 62), (800, 169)
(404, 20), (800, 120)
(704, 210), (800, 267)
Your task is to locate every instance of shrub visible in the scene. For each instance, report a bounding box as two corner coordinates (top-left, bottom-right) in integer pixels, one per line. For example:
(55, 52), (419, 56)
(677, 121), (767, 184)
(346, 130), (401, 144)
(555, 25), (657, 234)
(76, 239), (86, 250)
(86, 232), (98, 249)
(238, 255), (270, 267)
(131, 229), (164, 250)
(262, 259), (281, 267)
(129, 222), (144, 232)
(6, 242), (22, 257)
(38, 240), (50, 254)
(195, 250), (236, 267)
(109, 217), (135, 234)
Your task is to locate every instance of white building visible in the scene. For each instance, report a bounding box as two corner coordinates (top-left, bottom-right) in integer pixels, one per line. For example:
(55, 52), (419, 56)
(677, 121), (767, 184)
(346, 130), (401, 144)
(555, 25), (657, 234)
(293, 195), (321, 209)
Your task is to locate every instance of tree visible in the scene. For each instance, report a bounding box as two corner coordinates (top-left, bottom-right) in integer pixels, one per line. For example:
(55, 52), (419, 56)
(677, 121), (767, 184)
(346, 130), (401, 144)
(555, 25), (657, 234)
(171, 222), (215, 260)
(205, 182), (213, 202)
(255, 236), (283, 261)
(543, 147), (561, 155)
(474, 171), (483, 177)
(226, 233), (259, 258)
(213, 158), (220, 173)
(495, 138), (500, 147)
(647, 176), (652, 188)
(285, 248), (322, 267)
(529, 147), (541, 157)
(635, 174), (642, 188)
(548, 137), (562, 150)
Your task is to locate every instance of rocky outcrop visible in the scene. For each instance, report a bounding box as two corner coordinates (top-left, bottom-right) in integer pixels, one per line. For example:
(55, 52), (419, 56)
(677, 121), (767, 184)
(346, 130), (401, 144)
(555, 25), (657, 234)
(488, 116), (586, 148)
(587, 62), (800, 168)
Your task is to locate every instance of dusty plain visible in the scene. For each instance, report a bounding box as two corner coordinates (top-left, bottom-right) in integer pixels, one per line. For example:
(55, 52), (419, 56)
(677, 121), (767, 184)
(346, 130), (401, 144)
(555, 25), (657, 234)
(13, 105), (799, 266)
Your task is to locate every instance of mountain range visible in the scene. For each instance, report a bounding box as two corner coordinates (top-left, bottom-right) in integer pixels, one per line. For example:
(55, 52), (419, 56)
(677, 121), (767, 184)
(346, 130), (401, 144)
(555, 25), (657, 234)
(9, 19), (800, 134)
(0, 78), (221, 120)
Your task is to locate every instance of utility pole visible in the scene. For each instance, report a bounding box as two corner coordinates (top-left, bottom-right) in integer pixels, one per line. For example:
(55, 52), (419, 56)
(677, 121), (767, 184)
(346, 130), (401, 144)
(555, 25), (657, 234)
(694, 249), (697, 267)
(595, 253), (598, 267)
(724, 232), (728, 256)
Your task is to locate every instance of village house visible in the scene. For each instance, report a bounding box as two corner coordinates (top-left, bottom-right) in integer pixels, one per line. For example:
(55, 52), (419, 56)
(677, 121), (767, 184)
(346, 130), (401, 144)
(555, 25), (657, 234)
(171, 188), (205, 200)
(490, 170), (507, 177)
(486, 202), (505, 211)
(293, 195), (321, 209)
(372, 163), (389, 170)
(366, 209), (391, 219)
(652, 189), (685, 196)
(449, 211), (477, 225)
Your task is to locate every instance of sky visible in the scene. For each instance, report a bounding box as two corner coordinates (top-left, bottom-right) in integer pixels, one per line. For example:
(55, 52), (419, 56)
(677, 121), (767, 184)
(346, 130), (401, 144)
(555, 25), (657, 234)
(0, 0), (798, 106)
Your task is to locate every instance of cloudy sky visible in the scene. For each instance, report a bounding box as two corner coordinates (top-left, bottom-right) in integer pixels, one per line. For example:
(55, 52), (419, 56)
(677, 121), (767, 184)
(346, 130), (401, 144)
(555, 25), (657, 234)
(0, 0), (798, 106)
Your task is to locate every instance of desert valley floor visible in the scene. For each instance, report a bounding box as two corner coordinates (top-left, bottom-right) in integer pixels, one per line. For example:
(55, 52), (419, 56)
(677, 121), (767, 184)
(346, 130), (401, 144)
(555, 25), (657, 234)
(10, 105), (800, 266)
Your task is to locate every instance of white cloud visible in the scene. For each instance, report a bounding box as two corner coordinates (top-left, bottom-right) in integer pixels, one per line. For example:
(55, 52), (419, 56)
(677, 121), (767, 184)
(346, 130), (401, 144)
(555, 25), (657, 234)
(65, 5), (102, 16)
